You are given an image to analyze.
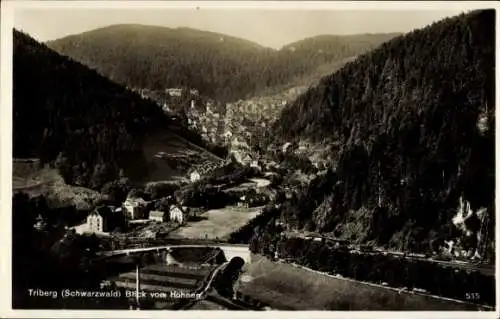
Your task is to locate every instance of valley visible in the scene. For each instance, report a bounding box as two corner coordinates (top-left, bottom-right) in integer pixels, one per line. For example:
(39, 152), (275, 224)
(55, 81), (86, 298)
(10, 7), (496, 312)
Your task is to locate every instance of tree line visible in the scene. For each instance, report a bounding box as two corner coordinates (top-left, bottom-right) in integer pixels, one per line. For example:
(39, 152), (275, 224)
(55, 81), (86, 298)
(249, 232), (495, 307)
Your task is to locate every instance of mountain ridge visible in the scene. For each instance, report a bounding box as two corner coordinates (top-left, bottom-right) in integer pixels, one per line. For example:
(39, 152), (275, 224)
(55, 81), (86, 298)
(281, 32), (402, 50)
(265, 9), (495, 255)
(47, 24), (400, 52)
(49, 23), (271, 52)
(46, 24), (399, 102)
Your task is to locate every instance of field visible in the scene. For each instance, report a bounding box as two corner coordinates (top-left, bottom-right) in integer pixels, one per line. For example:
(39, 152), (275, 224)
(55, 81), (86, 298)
(13, 160), (105, 210)
(168, 206), (263, 240)
(12, 159), (44, 189)
(140, 130), (221, 184)
(236, 254), (486, 311)
(223, 178), (270, 193)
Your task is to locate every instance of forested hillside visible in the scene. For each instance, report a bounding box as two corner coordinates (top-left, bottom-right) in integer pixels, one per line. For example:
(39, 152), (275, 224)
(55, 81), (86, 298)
(281, 33), (400, 63)
(46, 25), (398, 102)
(268, 10), (495, 253)
(13, 30), (170, 189)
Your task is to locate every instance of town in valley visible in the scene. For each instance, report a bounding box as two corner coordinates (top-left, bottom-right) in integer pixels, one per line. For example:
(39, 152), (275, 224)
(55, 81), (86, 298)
(8, 3), (497, 312)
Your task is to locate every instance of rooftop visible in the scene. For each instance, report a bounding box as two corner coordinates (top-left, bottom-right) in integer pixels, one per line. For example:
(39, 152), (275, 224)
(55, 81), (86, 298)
(91, 205), (113, 216)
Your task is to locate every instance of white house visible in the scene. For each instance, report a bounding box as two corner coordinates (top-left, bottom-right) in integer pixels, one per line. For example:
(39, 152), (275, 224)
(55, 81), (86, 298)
(282, 142), (293, 153)
(250, 160), (261, 170)
(87, 212), (105, 233)
(87, 207), (111, 233)
(237, 195), (249, 208)
(169, 205), (188, 224)
(190, 171), (201, 182)
(123, 197), (148, 220)
(87, 206), (124, 233)
(166, 88), (182, 97)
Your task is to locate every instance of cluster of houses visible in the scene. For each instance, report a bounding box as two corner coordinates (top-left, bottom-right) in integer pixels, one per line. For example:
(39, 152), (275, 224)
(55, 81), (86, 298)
(188, 160), (228, 183)
(133, 87), (201, 117)
(186, 99), (225, 145)
(236, 193), (269, 208)
(221, 86), (307, 149)
(86, 196), (193, 234)
(183, 88), (298, 154)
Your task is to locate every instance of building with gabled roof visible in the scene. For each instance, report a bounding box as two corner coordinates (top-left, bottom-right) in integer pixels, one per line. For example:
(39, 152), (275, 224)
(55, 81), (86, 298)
(169, 205), (190, 225)
(123, 197), (148, 220)
(87, 206), (124, 233)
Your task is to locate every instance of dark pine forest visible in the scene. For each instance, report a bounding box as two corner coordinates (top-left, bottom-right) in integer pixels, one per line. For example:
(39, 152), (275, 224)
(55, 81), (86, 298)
(46, 25), (398, 102)
(13, 30), (170, 189)
(267, 10), (495, 252)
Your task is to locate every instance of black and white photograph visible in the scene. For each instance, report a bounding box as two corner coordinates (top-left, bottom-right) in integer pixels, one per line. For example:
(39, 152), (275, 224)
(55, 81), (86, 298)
(1, 0), (498, 315)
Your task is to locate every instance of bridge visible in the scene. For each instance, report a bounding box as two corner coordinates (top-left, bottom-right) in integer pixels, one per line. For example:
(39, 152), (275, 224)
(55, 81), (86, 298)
(96, 244), (252, 264)
(96, 243), (255, 310)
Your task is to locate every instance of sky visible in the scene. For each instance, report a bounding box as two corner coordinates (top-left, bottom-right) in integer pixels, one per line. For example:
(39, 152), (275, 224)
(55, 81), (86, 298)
(13, 6), (467, 49)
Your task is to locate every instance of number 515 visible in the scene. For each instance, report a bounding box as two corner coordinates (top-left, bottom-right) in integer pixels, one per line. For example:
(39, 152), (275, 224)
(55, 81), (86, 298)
(465, 292), (480, 300)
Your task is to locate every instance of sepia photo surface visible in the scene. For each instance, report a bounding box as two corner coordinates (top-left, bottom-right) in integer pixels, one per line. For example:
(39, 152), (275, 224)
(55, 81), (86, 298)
(1, 1), (498, 317)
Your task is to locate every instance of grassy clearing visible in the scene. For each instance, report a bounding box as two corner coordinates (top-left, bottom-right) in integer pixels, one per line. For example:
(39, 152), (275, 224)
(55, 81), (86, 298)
(12, 163), (104, 210)
(13, 161), (56, 190)
(140, 131), (219, 183)
(169, 206), (263, 240)
(236, 254), (484, 310)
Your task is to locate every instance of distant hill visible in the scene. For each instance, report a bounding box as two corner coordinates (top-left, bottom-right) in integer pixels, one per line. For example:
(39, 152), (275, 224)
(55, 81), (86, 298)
(268, 10), (495, 254)
(13, 29), (171, 189)
(137, 54), (355, 164)
(281, 33), (400, 61)
(46, 25), (398, 102)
